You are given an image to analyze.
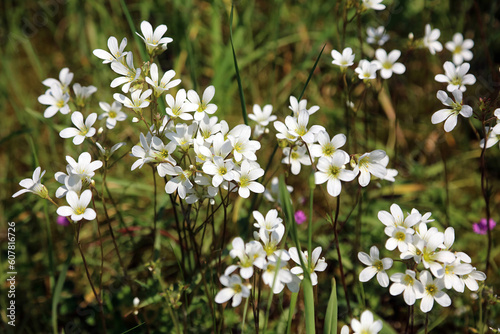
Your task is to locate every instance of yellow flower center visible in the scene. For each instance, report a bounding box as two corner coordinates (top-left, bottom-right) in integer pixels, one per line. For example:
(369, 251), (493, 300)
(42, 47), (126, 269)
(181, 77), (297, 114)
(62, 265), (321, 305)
(374, 260), (384, 271)
(109, 111), (117, 118)
(395, 231), (406, 241)
(426, 284), (438, 296)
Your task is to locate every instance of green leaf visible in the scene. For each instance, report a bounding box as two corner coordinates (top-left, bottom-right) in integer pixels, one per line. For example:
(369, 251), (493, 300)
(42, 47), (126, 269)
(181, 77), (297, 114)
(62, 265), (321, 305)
(323, 278), (338, 334)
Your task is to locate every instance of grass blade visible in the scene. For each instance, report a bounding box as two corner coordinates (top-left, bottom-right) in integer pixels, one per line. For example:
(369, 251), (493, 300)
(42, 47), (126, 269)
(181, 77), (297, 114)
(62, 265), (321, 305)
(323, 278), (338, 334)
(229, 4), (248, 125)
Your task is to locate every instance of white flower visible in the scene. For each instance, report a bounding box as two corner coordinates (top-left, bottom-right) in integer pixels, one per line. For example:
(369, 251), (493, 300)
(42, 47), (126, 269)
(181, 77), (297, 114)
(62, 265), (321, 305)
(355, 60), (378, 81)
(419, 270), (451, 313)
(431, 89), (473, 132)
(253, 209), (283, 233)
(12, 167), (48, 198)
(214, 275), (250, 307)
(281, 146), (311, 175)
(390, 270), (424, 306)
(38, 85), (70, 118)
(373, 49), (406, 79)
(131, 133), (155, 170)
(150, 136), (176, 164)
(228, 125), (261, 161)
(257, 224), (287, 259)
(226, 238), (266, 279)
(158, 164), (193, 199)
(379, 155), (397, 182)
(435, 61), (476, 92)
(197, 115), (221, 143)
(262, 259), (293, 294)
(42, 67), (73, 92)
(166, 123), (196, 151)
(282, 112), (324, 144)
(442, 259), (473, 292)
(93, 36), (128, 64)
(234, 160), (265, 198)
(56, 190), (96, 222)
(310, 131), (347, 159)
(385, 226), (413, 252)
(460, 268), (486, 291)
(358, 246), (393, 287)
(73, 83), (97, 107)
(59, 112), (97, 145)
(331, 47), (355, 68)
(96, 142), (126, 160)
(351, 310), (383, 334)
(362, 0), (386, 11)
(66, 152), (103, 182)
(249, 104), (276, 127)
(422, 24), (443, 55)
(99, 101), (127, 129)
(288, 246), (327, 286)
(445, 33), (474, 65)
(114, 89), (152, 110)
(202, 156), (235, 187)
(136, 21), (173, 54)
(188, 86), (218, 121)
(353, 150), (388, 187)
(367, 26), (389, 46)
(165, 89), (198, 120)
(288, 96), (319, 117)
(480, 126), (500, 149)
(315, 153), (356, 197)
(146, 63), (181, 97)
(54, 167), (82, 198)
(110, 52), (141, 93)
(378, 203), (420, 229)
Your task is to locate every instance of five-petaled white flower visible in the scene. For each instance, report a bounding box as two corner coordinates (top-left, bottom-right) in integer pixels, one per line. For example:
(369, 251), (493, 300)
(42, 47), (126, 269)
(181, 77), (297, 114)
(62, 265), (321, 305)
(373, 49), (406, 79)
(390, 270), (424, 306)
(165, 89), (198, 120)
(146, 63), (181, 97)
(431, 89), (473, 132)
(38, 84), (70, 118)
(249, 104), (277, 127)
(93, 36), (128, 64)
(114, 89), (152, 111)
(99, 101), (127, 129)
(331, 47), (355, 68)
(422, 24), (443, 55)
(66, 152), (103, 182)
(253, 209), (283, 233)
(234, 160), (264, 198)
(353, 150), (388, 187)
(262, 259), (293, 294)
(202, 156), (235, 187)
(281, 146), (311, 175)
(419, 270), (451, 313)
(12, 167), (48, 199)
(158, 164), (193, 199)
(350, 310), (383, 334)
(435, 61), (476, 92)
(315, 152), (356, 197)
(225, 238), (266, 279)
(358, 246), (393, 287)
(136, 21), (173, 55)
(214, 274), (250, 307)
(367, 26), (389, 46)
(60, 111), (97, 145)
(355, 60), (378, 81)
(110, 52), (141, 93)
(445, 33), (474, 65)
(288, 246), (328, 286)
(42, 67), (73, 92)
(56, 190), (96, 222)
(188, 86), (218, 121)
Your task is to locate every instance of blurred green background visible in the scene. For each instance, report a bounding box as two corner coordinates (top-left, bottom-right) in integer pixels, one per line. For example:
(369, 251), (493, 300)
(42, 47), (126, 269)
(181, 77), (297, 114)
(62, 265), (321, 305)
(1, 0), (500, 333)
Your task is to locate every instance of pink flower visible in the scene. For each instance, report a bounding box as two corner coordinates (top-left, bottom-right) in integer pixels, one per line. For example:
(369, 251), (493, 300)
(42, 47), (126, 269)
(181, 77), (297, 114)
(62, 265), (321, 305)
(57, 216), (70, 226)
(473, 218), (496, 235)
(294, 210), (307, 224)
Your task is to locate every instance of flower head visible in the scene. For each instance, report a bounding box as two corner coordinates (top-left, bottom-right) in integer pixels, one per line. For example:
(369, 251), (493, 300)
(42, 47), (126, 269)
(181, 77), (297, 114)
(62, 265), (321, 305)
(367, 26), (389, 46)
(136, 21), (173, 55)
(214, 275), (251, 307)
(373, 49), (406, 79)
(59, 111), (97, 145)
(331, 47), (355, 68)
(99, 101), (127, 129)
(431, 89), (473, 132)
(56, 190), (96, 222)
(93, 36), (128, 64)
(435, 61), (476, 92)
(422, 24), (443, 55)
(294, 210), (307, 225)
(472, 218), (496, 235)
(358, 246), (393, 287)
(445, 33), (473, 65)
(12, 167), (48, 199)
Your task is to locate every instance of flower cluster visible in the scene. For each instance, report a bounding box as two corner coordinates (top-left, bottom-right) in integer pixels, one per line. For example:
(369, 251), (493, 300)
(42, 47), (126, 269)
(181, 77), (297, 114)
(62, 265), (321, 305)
(358, 204), (486, 313)
(215, 209), (327, 306)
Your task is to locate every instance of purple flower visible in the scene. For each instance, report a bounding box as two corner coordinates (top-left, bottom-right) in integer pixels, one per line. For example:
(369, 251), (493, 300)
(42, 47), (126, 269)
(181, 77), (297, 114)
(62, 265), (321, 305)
(294, 210), (307, 225)
(57, 215), (70, 226)
(473, 218), (496, 235)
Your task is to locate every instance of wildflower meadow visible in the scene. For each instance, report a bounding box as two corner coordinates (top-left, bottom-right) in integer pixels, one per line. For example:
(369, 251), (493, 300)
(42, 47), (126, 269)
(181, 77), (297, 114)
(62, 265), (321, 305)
(2, 0), (500, 333)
